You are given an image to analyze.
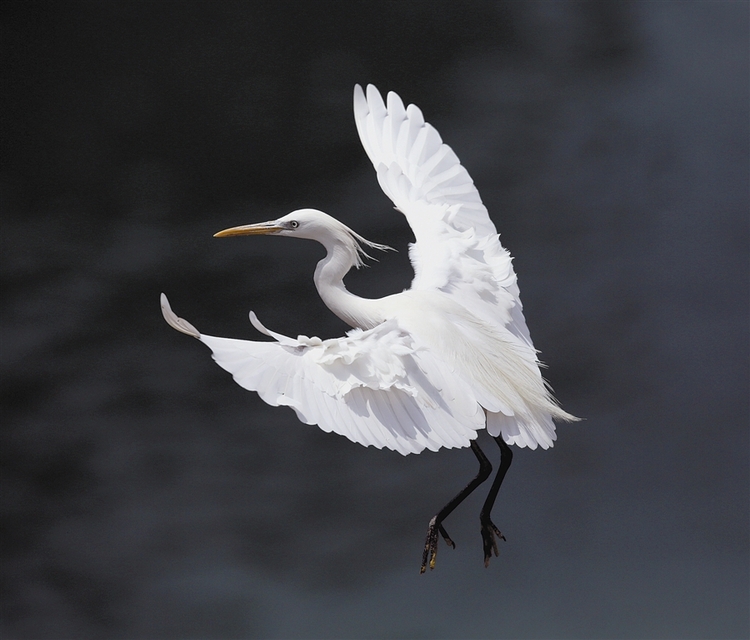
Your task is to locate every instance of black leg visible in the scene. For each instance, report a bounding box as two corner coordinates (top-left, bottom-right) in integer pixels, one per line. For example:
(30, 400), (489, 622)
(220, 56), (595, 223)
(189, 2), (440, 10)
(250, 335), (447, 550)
(420, 440), (493, 573)
(479, 436), (513, 567)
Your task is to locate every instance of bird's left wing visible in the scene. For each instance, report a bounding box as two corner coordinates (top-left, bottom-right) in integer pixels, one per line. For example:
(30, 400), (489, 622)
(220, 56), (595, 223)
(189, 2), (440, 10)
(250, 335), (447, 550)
(353, 84), (532, 347)
(161, 294), (484, 455)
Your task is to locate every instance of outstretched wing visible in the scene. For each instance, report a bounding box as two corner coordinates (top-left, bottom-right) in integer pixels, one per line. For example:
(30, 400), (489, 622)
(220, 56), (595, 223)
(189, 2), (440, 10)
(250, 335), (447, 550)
(353, 84), (532, 347)
(161, 294), (484, 455)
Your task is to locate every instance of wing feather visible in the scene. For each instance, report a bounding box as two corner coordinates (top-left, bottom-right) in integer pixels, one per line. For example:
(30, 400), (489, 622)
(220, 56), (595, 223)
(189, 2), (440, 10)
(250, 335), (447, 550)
(345, 390), (384, 449)
(346, 387), (393, 452)
(163, 293), (485, 455)
(390, 391), (438, 452)
(353, 84), (533, 348)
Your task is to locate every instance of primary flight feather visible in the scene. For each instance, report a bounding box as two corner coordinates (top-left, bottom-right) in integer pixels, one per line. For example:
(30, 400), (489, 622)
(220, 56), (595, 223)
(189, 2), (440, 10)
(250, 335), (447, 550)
(161, 84), (578, 571)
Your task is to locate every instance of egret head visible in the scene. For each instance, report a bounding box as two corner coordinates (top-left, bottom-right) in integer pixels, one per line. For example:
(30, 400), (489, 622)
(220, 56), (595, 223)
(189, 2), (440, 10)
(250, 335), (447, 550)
(214, 208), (392, 267)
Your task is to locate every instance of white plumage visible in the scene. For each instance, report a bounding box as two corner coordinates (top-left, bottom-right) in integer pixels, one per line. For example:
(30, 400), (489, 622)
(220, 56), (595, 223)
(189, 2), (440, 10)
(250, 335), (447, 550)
(162, 84), (579, 571)
(161, 84), (576, 458)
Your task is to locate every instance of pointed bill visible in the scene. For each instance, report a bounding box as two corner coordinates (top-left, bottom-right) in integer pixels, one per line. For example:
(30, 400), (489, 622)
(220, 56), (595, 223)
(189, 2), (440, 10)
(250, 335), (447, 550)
(214, 222), (283, 238)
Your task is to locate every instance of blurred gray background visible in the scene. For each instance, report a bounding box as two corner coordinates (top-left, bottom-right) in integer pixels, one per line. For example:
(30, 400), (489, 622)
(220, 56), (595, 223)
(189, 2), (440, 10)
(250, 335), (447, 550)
(1, 1), (748, 638)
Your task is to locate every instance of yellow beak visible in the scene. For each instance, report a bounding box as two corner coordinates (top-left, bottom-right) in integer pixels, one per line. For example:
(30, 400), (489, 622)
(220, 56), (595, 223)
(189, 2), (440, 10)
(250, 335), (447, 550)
(213, 222), (284, 238)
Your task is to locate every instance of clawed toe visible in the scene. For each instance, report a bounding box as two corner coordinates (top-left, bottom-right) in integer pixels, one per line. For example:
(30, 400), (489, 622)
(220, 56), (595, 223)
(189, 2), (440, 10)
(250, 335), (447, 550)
(480, 518), (505, 567)
(420, 517), (439, 573)
(420, 517), (457, 573)
(439, 524), (455, 549)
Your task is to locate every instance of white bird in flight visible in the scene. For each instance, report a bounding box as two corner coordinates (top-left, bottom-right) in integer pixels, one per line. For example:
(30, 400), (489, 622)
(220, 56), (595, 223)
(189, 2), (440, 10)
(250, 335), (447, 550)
(161, 84), (577, 572)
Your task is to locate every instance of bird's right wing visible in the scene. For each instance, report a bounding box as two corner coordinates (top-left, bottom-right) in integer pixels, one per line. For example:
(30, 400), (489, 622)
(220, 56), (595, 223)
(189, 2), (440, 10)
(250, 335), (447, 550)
(161, 294), (484, 455)
(353, 84), (532, 347)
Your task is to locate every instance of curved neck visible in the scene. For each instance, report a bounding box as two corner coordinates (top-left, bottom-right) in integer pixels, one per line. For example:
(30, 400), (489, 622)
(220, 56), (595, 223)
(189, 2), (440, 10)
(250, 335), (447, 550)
(314, 242), (383, 330)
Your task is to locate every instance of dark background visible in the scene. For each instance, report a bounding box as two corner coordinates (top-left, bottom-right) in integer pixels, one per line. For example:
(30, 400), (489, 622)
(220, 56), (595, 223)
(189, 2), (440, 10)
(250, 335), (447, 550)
(1, 1), (748, 638)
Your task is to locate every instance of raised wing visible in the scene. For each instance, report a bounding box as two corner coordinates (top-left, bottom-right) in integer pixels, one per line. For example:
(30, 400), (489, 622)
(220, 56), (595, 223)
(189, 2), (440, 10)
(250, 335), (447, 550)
(161, 294), (484, 455)
(353, 84), (532, 347)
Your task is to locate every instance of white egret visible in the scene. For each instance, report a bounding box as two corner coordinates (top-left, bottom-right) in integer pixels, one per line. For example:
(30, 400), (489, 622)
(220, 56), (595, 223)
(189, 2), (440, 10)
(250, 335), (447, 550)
(161, 84), (578, 572)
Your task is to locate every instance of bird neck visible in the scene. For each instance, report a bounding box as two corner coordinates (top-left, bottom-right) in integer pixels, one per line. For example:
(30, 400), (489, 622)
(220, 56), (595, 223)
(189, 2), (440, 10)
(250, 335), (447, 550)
(314, 242), (382, 330)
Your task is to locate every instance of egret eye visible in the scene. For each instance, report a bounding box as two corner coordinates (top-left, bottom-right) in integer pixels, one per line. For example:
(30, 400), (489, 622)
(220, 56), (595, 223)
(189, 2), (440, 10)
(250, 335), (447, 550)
(289, 220), (299, 229)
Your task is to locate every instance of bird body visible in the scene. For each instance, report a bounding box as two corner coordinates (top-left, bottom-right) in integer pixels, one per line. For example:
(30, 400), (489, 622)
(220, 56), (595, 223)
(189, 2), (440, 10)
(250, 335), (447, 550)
(161, 84), (577, 569)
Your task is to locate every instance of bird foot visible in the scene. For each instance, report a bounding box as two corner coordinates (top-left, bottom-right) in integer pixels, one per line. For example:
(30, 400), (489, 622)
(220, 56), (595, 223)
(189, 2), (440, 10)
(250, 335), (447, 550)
(480, 517), (505, 567)
(420, 517), (456, 574)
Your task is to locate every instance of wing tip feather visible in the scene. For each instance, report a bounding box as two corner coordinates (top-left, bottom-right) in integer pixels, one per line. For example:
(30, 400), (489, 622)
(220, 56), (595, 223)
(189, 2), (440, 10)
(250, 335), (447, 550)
(160, 293), (200, 338)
